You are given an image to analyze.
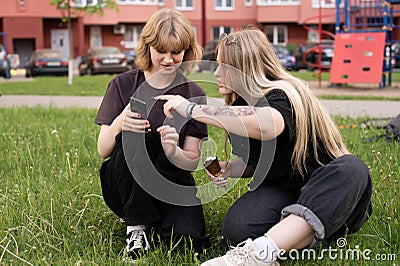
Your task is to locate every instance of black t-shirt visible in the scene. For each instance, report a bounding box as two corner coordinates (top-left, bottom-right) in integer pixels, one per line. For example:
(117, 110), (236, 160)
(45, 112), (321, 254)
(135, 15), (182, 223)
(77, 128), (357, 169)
(95, 69), (208, 185)
(230, 89), (333, 192)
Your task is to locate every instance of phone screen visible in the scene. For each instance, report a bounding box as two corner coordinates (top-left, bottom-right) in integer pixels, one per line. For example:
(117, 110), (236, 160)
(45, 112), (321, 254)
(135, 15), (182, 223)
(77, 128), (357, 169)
(130, 97), (147, 119)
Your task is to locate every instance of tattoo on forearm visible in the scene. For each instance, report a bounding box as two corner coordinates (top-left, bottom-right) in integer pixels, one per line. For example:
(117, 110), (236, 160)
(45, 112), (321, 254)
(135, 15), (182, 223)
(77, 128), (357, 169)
(200, 106), (256, 117)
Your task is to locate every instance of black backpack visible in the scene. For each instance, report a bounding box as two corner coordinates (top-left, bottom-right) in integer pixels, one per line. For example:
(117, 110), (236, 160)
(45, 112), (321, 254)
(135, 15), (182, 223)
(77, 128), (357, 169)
(364, 114), (400, 143)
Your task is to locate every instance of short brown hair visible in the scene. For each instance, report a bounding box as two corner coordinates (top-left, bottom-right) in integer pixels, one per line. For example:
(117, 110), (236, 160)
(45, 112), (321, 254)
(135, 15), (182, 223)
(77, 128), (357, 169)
(135, 8), (202, 74)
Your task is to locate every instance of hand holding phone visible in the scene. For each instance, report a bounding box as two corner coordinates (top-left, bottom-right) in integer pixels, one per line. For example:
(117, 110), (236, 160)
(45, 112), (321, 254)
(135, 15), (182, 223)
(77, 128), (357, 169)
(130, 97), (147, 119)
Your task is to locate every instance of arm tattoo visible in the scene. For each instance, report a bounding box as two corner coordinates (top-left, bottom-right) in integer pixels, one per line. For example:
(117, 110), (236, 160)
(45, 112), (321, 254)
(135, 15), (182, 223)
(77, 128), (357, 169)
(200, 106), (256, 117)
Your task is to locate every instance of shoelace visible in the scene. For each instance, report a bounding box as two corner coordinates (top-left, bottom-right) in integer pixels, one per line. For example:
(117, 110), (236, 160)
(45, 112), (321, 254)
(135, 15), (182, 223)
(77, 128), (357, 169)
(226, 240), (257, 264)
(126, 229), (150, 252)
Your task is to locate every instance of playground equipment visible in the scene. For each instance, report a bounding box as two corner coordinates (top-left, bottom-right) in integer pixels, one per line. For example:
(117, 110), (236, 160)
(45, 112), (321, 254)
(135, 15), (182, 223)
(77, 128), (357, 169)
(332, 0), (400, 88)
(300, 10), (337, 87)
(301, 12), (336, 70)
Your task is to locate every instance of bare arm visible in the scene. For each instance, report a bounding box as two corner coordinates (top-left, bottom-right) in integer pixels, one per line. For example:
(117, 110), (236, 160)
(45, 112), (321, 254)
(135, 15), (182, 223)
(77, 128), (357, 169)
(97, 117), (123, 159)
(155, 95), (285, 140)
(192, 105), (284, 140)
(157, 125), (201, 171)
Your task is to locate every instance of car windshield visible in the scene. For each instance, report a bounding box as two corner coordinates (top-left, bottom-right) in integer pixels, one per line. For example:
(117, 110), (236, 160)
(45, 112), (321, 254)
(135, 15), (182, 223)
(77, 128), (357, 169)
(274, 46), (290, 55)
(94, 47), (121, 55)
(37, 51), (66, 58)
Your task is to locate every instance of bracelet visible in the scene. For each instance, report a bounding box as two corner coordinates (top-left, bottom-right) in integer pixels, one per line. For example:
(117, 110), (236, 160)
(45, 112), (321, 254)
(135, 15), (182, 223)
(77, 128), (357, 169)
(185, 102), (198, 120)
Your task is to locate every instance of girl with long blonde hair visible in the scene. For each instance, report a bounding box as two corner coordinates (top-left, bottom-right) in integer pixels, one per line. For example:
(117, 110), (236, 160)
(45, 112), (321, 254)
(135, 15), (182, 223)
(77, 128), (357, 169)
(157, 26), (372, 265)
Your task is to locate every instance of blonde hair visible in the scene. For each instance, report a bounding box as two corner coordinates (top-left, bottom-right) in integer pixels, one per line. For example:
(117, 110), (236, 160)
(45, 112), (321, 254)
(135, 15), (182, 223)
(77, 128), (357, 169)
(217, 26), (349, 176)
(135, 8), (202, 74)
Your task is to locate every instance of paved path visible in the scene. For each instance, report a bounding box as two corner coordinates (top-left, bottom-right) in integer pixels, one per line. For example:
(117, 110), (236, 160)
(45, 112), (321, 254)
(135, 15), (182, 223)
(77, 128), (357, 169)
(1, 94), (399, 118)
(1, 72), (399, 118)
(0, 95), (103, 109)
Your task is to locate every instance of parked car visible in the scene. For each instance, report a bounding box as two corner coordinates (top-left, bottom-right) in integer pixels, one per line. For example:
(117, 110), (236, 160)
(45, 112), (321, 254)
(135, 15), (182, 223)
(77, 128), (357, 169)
(79, 46), (128, 75)
(293, 43), (334, 70)
(122, 49), (137, 70)
(273, 45), (296, 71)
(25, 49), (68, 77)
(198, 40), (218, 72)
(386, 42), (400, 69)
(393, 42), (400, 69)
(0, 44), (11, 79)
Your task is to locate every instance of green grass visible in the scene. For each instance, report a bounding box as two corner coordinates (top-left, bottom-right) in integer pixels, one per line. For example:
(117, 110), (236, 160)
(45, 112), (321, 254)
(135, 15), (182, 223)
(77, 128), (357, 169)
(0, 107), (399, 265)
(1, 71), (399, 100)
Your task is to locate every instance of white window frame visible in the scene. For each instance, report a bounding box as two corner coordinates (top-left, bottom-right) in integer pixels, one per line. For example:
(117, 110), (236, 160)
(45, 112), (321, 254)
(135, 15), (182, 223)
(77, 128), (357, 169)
(116, 0), (158, 5)
(215, 0), (234, 10)
(257, 0), (299, 6)
(175, 0), (194, 10)
(123, 25), (143, 49)
(264, 25), (288, 45)
(90, 26), (102, 47)
(212, 26), (234, 40)
(73, 0), (102, 7)
(245, 0), (253, 6)
(311, 0), (335, 8)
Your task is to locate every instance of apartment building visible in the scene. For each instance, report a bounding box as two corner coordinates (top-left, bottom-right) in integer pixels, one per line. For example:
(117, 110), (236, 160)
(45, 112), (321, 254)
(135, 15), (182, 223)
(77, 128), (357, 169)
(0, 0), (398, 67)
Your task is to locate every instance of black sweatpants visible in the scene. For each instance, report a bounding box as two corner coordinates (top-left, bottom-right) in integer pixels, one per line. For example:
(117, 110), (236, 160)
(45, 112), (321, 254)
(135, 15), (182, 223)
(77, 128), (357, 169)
(221, 155), (373, 245)
(99, 133), (208, 252)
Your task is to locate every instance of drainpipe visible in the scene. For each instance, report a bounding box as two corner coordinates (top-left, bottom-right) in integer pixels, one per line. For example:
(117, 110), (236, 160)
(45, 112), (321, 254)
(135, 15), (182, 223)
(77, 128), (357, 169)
(201, 0), (206, 47)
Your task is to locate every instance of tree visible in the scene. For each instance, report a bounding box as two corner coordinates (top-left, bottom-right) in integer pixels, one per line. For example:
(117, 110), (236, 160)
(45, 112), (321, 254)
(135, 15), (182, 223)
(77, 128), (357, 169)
(50, 0), (118, 85)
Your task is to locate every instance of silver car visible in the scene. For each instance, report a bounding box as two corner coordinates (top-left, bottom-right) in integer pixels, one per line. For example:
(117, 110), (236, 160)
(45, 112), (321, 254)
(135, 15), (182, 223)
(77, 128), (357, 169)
(79, 46), (128, 75)
(0, 44), (11, 79)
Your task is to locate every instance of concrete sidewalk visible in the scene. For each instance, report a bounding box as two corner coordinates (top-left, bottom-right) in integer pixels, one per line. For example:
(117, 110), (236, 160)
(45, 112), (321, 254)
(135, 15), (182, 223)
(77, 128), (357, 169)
(1, 74), (399, 118)
(1, 94), (399, 118)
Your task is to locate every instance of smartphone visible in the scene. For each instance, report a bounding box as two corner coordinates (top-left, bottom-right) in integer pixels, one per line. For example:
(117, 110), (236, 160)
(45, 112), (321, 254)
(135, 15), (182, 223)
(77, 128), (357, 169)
(130, 97), (147, 119)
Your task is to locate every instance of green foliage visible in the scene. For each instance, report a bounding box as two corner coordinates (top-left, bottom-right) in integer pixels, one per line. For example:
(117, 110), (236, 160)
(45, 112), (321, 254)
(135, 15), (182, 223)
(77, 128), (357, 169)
(50, 0), (118, 19)
(0, 108), (399, 265)
(286, 43), (297, 54)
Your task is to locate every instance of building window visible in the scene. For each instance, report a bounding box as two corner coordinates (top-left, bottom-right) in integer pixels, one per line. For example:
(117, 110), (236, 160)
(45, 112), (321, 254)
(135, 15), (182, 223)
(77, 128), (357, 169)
(116, 0), (157, 5)
(215, 0), (234, 10)
(212, 26), (233, 40)
(311, 0), (335, 8)
(175, 0), (194, 10)
(264, 25), (287, 45)
(245, 0), (253, 6)
(123, 26), (143, 49)
(257, 0), (299, 6)
(90, 26), (102, 47)
(74, 0), (103, 6)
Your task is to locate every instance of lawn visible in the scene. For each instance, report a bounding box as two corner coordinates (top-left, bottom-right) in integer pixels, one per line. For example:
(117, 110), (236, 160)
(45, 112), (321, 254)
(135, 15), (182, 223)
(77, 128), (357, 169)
(0, 107), (398, 265)
(0, 71), (399, 100)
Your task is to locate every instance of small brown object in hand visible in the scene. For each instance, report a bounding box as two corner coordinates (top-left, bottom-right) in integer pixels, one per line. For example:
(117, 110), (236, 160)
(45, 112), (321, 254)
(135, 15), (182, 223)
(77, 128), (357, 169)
(204, 156), (222, 177)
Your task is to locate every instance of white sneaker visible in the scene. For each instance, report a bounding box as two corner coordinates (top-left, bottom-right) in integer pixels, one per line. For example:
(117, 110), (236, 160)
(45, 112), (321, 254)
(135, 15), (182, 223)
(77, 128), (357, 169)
(125, 228), (150, 260)
(201, 239), (280, 266)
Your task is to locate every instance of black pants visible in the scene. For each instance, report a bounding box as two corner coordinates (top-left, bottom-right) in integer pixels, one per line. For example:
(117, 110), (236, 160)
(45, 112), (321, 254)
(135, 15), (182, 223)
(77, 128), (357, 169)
(221, 155), (373, 244)
(99, 133), (208, 252)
